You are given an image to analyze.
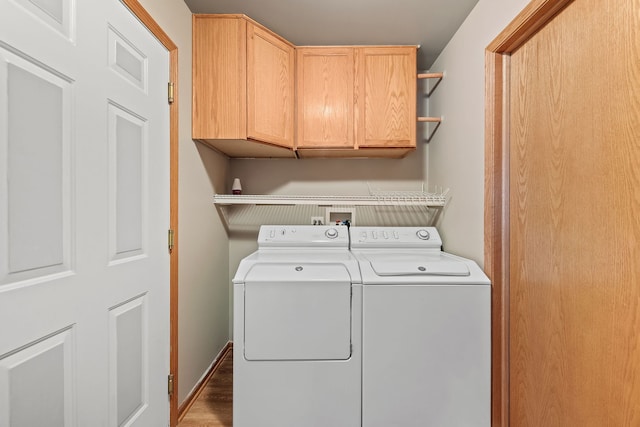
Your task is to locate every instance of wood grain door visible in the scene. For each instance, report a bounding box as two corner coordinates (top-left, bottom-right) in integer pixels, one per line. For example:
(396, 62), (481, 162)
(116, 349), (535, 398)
(486, 0), (640, 425)
(296, 47), (355, 149)
(246, 22), (295, 148)
(192, 15), (247, 141)
(356, 47), (416, 148)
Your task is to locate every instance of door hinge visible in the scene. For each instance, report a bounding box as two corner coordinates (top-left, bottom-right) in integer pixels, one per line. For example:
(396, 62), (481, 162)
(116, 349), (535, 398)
(168, 229), (175, 252)
(168, 82), (175, 104)
(168, 373), (174, 396)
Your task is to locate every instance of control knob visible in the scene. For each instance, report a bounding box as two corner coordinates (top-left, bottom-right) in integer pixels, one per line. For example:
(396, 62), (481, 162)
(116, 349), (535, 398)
(416, 229), (431, 240)
(325, 228), (339, 239)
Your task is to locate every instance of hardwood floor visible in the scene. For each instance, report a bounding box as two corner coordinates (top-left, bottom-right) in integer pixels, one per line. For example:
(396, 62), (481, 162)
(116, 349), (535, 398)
(179, 349), (233, 427)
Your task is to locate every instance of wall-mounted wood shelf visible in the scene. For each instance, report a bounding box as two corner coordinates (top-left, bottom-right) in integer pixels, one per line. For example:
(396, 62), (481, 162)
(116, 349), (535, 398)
(417, 72), (443, 141)
(418, 72), (444, 79)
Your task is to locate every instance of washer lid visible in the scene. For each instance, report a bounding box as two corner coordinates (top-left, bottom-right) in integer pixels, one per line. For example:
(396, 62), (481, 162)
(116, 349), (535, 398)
(369, 260), (470, 276)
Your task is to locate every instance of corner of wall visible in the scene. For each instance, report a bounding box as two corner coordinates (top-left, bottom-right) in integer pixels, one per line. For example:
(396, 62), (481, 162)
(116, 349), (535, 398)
(426, 0), (529, 266)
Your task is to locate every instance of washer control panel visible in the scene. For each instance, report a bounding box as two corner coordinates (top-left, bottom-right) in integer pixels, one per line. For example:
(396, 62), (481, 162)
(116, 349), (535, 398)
(350, 227), (442, 248)
(258, 225), (348, 247)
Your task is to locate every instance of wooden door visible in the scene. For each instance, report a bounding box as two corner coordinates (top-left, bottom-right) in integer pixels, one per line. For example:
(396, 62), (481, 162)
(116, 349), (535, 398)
(486, 0), (640, 425)
(356, 47), (416, 148)
(192, 15), (247, 140)
(296, 47), (355, 149)
(246, 22), (295, 148)
(0, 0), (171, 425)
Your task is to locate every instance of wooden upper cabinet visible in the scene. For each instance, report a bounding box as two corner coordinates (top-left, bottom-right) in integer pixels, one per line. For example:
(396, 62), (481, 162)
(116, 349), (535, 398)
(296, 46), (417, 158)
(192, 15), (295, 158)
(296, 47), (355, 150)
(193, 15), (418, 159)
(357, 47), (417, 149)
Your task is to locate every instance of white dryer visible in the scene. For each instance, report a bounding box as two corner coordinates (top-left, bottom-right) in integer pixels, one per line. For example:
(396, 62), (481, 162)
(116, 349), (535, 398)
(350, 227), (491, 427)
(232, 225), (362, 427)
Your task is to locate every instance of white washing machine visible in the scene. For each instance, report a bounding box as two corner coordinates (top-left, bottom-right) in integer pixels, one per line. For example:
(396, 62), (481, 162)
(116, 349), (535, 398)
(232, 225), (362, 427)
(350, 227), (491, 427)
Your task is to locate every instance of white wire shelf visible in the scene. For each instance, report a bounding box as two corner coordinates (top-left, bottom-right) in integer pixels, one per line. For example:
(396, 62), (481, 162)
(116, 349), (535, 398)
(213, 192), (447, 207)
(213, 186), (449, 230)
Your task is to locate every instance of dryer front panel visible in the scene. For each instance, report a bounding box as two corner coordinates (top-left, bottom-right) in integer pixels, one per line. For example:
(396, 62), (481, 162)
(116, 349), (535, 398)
(243, 263), (352, 361)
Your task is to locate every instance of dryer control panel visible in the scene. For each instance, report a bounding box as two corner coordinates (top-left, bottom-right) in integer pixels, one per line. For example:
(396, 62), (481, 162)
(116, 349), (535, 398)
(350, 227), (442, 249)
(258, 225), (349, 248)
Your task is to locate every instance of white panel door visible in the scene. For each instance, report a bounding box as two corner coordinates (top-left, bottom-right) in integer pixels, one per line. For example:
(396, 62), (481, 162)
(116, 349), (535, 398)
(0, 0), (170, 425)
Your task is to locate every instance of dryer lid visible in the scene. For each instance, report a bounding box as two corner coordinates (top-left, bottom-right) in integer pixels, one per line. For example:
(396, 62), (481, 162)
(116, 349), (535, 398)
(369, 260), (470, 276)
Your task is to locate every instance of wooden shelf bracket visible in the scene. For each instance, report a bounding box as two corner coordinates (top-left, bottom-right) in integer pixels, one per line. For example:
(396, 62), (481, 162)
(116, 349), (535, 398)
(418, 72), (443, 96)
(417, 71), (444, 142)
(417, 116), (442, 142)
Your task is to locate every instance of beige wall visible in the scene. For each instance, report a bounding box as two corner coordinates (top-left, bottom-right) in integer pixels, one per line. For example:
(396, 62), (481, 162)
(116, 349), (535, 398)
(228, 144), (430, 332)
(139, 0), (532, 404)
(227, 0), (533, 331)
(428, 0), (529, 265)
(136, 0), (231, 404)
(225, 0), (534, 271)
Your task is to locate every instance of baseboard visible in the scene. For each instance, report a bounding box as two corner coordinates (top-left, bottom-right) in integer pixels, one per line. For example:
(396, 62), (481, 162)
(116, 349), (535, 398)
(178, 341), (233, 422)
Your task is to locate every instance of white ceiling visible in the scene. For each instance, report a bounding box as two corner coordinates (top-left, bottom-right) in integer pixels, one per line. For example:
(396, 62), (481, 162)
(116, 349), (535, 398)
(182, 0), (480, 70)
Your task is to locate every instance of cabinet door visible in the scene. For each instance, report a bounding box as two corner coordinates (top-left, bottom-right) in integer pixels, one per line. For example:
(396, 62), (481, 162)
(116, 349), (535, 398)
(296, 47), (354, 149)
(357, 47), (416, 148)
(246, 23), (295, 148)
(192, 15), (247, 140)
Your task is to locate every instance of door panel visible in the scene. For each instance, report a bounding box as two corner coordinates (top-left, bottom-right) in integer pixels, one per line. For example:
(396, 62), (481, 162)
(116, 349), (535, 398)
(109, 26), (147, 90)
(9, 0), (72, 38)
(246, 22), (295, 147)
(0, 327), (75, 427)
(509, 0), (640, 425)
(109, 296), (148, 426)
(109, 104), (146, 261)
(357, 47), (416, 148)
(0, 48), (72, 284)
(296, 47), (355, 148)
(0, 0), (170, 425)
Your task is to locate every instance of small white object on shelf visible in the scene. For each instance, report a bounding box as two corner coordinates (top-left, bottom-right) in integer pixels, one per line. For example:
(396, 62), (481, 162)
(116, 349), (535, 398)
(232, 178), (242, 195)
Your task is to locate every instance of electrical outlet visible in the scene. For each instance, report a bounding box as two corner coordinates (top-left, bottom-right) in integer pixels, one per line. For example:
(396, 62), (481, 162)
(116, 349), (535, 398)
(311, 216), (324, 225)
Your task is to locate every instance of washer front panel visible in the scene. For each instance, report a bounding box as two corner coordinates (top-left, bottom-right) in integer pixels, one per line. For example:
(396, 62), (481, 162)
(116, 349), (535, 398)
(362, 284), (490, 427)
